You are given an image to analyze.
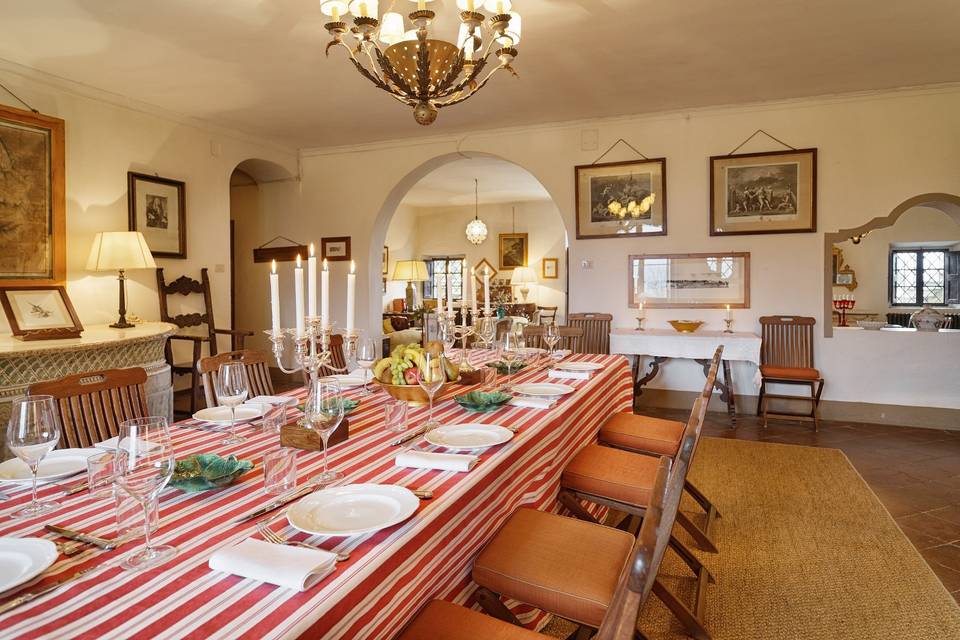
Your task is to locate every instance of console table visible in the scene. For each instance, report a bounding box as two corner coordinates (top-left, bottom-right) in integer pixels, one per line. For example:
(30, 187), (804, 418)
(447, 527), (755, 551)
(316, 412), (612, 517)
(610, 328), (762, 425)
(0, 322), (176, 457)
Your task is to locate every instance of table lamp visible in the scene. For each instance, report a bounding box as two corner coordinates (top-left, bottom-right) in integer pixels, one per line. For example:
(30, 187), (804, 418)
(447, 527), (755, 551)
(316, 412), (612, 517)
(392, 260), (429, 311)
(510, 266), (537, 302)
(86, 231), (157, 329)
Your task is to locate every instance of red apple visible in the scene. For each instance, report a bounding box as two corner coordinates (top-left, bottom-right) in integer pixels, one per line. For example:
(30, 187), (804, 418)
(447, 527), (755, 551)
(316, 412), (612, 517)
(403, 367), (419, 385)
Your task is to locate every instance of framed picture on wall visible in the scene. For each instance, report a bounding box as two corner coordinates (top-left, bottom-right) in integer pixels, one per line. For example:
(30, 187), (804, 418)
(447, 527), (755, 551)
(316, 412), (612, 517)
(0, 105), (66, 287)
(128, 172), (186, 258)
(321, 236), (351, 261)
(382, 246), (389, 274)
(0, 285), (83, 339)
(499, 233), (528, 270)
(709, 148), (817, 236)
(628, 252), (751, 309)
(474, 258), (497, 285)
(575, 158), (667, 239)
(542, 257), (559, 279)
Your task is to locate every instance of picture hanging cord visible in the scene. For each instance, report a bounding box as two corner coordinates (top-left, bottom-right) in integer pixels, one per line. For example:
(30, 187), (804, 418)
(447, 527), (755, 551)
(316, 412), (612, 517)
(726, 129), (797, 156)
(0, 81), (39, 114)
(256, 235), (304, 249)
(591, 138), (650, 165)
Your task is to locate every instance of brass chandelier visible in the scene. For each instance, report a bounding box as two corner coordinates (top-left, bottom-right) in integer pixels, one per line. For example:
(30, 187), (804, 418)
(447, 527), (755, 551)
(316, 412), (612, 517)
(321, 0), (522, 125)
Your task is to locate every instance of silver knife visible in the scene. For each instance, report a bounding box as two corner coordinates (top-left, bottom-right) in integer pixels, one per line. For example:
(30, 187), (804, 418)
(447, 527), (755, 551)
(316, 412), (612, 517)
(236, 485), (316, 523)
(391, 427), (428, 446)
(0, 567), (96, 615)
(45, 525), (117, 550)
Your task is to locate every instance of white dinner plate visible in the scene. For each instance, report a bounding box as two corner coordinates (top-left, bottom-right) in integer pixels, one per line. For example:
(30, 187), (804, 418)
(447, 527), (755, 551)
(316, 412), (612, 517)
(0, 448), (99, 484)
(327, 374), (367, 388)
(192, 405), (264, 426)
(0, 538), (58, 593)
(519, 347), (547, 356)
(287, 484), (419, 537)
(553, 362), (604, 372)
(511, 383), (576, 398)
(425, 423), (514, 450)
(244, 395), (298, 408)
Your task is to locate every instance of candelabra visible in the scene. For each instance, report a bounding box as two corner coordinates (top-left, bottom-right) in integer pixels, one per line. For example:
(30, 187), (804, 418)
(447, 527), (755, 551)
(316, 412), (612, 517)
(265, 317), (355, 391)
(723, 318), (734, 334)
(833, 298), (856, 327)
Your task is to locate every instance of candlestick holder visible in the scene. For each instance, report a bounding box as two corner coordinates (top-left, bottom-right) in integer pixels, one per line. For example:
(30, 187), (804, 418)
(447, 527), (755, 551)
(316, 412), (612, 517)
(636, 316), (645, 331)
(265, 317), (349, 392)
(723, 318), (734, 334)
(832, 298), (856, 327)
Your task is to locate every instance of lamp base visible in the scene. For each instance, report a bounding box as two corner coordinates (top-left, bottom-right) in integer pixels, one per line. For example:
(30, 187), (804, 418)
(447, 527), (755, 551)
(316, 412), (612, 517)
(110, 319), (135, 329)
(405, 281), (415, 312)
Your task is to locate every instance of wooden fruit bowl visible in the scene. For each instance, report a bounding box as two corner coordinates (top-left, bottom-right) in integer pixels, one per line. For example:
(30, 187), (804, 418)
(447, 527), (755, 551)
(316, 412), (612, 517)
(668, 320), (705, 333)
(375, 379), (457, 407)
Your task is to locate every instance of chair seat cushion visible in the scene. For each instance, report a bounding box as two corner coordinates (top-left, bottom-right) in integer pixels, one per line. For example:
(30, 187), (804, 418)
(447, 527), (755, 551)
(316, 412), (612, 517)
(472, 508), (633, 628)
(562, 444), (660, 508)
(760, 365), (821, 380)
(599, 412), (684, 456)
(399, 600), (545, 640)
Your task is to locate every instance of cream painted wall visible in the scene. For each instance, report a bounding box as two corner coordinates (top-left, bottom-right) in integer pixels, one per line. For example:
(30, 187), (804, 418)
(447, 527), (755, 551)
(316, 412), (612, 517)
(383, 203), (418, 307)
(294, 86), (960, 411)
(0, 68), (297, 367)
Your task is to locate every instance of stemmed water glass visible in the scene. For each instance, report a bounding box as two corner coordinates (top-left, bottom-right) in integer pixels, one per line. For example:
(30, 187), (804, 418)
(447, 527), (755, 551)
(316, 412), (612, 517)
(114, 416), (176, 571)
(477, 316), (496, 350)
(417, 352), (445, 430)
(544, 322), (561, 359)
(6, 395), (61, 519)
(440, 319), (457, 359)
(303, 379), (345, 485)
(356, 337), (378, 396)
(215, 361), (249, 445)
(500, 332), (524, 389)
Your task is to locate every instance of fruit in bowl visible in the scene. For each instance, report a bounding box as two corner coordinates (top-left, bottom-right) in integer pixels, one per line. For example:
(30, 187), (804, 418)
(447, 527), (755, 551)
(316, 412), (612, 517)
(373, 342), (460, 406)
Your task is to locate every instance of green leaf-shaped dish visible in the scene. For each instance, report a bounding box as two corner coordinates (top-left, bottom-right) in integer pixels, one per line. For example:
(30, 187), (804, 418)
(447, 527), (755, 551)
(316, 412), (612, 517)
(486, 361), (527, 375)
(170, 454), (254, 493)
(297, 398), (359, 415)
(455, 391), (513, 413)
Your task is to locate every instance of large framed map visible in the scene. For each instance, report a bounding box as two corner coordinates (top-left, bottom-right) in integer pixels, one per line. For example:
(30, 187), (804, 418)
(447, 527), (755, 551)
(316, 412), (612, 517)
(0, 105), (65, 287)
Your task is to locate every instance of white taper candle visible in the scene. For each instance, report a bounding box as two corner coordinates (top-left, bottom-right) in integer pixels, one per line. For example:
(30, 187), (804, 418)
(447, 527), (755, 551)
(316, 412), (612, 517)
(294, 255), (305, 337)
(346, 260), (356, 333)
(307, 243), (317, 318)
(270, 260), (280, 337)
(321, 258), (330, 327)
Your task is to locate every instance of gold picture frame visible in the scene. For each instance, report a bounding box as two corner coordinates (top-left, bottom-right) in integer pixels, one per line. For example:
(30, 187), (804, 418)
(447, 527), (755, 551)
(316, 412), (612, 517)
(542, 257), (559, 279)
(0, 285), (83, 340)
(499, 233), (528, 270)
(474, 258), (497, 285)
(628, 252), (751, 309)
(575, 158), (667, 239)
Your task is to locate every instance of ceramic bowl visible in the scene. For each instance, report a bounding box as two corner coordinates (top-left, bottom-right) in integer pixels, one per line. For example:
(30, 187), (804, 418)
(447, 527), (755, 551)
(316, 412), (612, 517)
(668, 320), (705, 333)
(454, 391), (513, 413)
(170, 454), (254, 493)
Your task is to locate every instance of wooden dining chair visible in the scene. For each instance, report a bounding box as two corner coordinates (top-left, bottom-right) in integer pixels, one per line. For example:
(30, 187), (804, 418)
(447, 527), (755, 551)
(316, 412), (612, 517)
(198, 349), (274, 407)
(757, 315), (823, 431)
(157, 267), (255, 415)
(567, 312), (612, 354)
(399, 456), (672, 640)
(318, 334), (348, 378)
(536, 305), (558, 324)
(521, 324), (544, 349)
(29, 367), (149, 449)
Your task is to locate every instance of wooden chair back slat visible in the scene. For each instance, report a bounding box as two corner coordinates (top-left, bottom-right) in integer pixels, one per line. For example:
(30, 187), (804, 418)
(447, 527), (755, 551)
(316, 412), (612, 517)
(28, 368), (149, 449)
(536, 306), (558, 324)
(317, 334), (348, 378)
(198, 349), (274, 407)
(567, 313), (612, 354)
(157, 267), (219, 350)
(522, 325), (545, 349)
(759, 315), (815, 368)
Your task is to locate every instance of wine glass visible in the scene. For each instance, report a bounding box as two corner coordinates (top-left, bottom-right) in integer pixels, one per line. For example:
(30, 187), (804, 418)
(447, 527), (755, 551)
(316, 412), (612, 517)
(356, 337), (378, 396)
(440, 319), (457, 359)
(304, 379), (345, 485)
(500, 332), (523, 389)
(544, 322), (560, 358)
(417, 352), (445, 430)
(114, 417), (176, 571)
(478, 316), (496, 350)
(6, 395), (61, 519)
(215, 361), (249, 445)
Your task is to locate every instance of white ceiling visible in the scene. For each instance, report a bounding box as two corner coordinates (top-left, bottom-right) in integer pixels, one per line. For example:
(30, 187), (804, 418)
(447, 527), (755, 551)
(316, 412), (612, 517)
(1, 0), (959, 148)
(401, 157), (551, 207)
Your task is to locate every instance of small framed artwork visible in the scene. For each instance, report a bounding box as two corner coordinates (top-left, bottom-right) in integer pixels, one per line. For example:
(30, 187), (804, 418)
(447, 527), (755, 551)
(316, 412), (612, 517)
(0, 285), (83, 339)
(628, 252), (751, 309)
(499, 233), (528, 270)
(0, 105), (66, 287)
(542, 257), (559, 279)
(474, 258), (497, 285)
(382, 246), (389, 275)
(575, 158), (667, 239)
(128, 172), (186, 258)
(709, 148), (817, 236)
(321, 236), (351, 262)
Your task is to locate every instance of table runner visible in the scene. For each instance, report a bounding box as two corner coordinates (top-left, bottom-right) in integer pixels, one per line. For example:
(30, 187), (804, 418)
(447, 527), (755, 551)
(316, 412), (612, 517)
(0, 351), (632, 640)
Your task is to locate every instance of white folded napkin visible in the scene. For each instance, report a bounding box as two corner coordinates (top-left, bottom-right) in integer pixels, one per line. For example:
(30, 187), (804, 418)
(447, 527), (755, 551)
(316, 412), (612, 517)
(208, 538), (336, 591)
(508, 396), (556, 409)
(551, 349), (572, 359)
(395, 450), (478, 472)
(245, 395), (298, 407)
(547, 369), (591, 381)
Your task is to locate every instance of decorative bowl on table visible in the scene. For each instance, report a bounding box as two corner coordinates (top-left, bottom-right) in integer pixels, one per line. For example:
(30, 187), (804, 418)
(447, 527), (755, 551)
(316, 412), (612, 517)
(455, 391), (513, 413)
(375, 379), (458, 407)
(668, 320), (705, 333)
(486, 361), (528, 375)
(856, 320), (888, 331)
(169, 454), (253, 493)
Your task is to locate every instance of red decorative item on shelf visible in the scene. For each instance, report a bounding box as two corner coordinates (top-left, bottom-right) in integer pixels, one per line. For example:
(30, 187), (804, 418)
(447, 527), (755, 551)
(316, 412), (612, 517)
(833, 297), (856, 327)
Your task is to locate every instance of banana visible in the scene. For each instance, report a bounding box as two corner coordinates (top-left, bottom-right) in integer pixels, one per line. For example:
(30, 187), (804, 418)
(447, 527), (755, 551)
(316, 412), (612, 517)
(373, 358), (392, 378)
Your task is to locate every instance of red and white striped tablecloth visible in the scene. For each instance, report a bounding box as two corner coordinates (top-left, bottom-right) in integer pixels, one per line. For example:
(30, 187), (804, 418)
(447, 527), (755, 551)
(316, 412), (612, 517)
(0, 351), (632, 640)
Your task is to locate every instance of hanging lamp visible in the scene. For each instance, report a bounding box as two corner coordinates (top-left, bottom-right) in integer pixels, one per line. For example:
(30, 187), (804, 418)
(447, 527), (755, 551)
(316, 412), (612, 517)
(465, 178), (488, 245)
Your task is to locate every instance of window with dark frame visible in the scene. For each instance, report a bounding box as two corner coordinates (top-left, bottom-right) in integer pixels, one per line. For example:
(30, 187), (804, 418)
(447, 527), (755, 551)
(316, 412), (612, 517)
(889, 248), (948, 306)
(423, 257), (465, 301)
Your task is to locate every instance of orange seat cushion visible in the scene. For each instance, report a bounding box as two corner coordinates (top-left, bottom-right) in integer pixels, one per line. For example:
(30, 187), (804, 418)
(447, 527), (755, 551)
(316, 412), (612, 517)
(399, 600), (546, 640)
(472, 508), (634, 628)
(599, 412), (684, 456)
(760, 365), (821, 381)
(562, 444), (661, 508)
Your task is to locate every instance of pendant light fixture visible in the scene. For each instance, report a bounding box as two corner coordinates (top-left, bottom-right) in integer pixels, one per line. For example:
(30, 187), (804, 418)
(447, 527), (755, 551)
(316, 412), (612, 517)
(465, 178), (488, 245)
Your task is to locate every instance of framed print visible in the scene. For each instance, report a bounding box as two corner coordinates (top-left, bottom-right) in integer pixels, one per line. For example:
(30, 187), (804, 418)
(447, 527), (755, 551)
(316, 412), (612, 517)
(128, 172), (186, 258)
(542, 257), (559, 279)
(709, 148), (817, 236)
(474, 258), (497, 285)
(0, 285), (83, 339)
(832, 247), (857, 290)
(0, 105), (66, 287)
(498, 233), (528, 270)
(628, 252), (751, 309)
(382, 246), (389, 274)
(321, 236), (351, 262)
(575, 158), (667, 239)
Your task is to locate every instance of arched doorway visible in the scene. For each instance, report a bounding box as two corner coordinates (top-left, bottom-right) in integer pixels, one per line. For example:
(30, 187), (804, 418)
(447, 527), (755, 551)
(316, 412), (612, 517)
(367, 152), (569, 339)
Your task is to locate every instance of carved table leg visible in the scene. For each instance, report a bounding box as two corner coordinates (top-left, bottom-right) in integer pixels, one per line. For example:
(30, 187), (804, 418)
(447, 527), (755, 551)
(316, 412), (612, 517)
(634, 356), (668, 399)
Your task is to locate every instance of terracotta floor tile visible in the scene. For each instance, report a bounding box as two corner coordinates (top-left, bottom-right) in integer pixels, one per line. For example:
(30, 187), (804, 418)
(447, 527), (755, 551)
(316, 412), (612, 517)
(920, 558), (960, 591)
(898, 524), (948, 550)
(897, 512), (960, 543)
(922, 544), (960, 573)
(927, 505), (960, 526)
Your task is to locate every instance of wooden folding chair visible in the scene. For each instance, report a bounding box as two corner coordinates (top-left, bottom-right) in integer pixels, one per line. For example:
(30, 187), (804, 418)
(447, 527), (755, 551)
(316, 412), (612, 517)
(29, 367), (149, 448)
(536, 305), (558, 324)
(567, 312), (612, 354)
(198, 350), (274, 407)
(757, 316), (824, 431)
(400, 456), (672, 640)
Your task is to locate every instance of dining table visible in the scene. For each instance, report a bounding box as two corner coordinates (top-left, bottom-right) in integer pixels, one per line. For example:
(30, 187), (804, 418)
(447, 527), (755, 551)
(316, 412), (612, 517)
(0, 349), (632, 640)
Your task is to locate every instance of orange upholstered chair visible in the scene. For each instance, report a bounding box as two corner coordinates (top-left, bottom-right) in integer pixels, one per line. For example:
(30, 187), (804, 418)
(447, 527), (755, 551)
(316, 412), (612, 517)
(756, 315), (824, 431)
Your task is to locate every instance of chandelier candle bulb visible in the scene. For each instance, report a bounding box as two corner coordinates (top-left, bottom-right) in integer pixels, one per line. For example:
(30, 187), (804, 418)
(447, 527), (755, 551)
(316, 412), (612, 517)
(346, 261), (356, 334)
(308, 243), (318, 318)
(321, 259), (330, 328)
(294, 255), (305, 338)
(270, 260), (281, 337)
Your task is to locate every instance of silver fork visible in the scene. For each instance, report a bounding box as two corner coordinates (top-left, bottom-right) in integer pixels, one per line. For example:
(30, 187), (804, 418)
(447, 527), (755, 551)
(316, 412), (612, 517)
(256, 522), (350, 562)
